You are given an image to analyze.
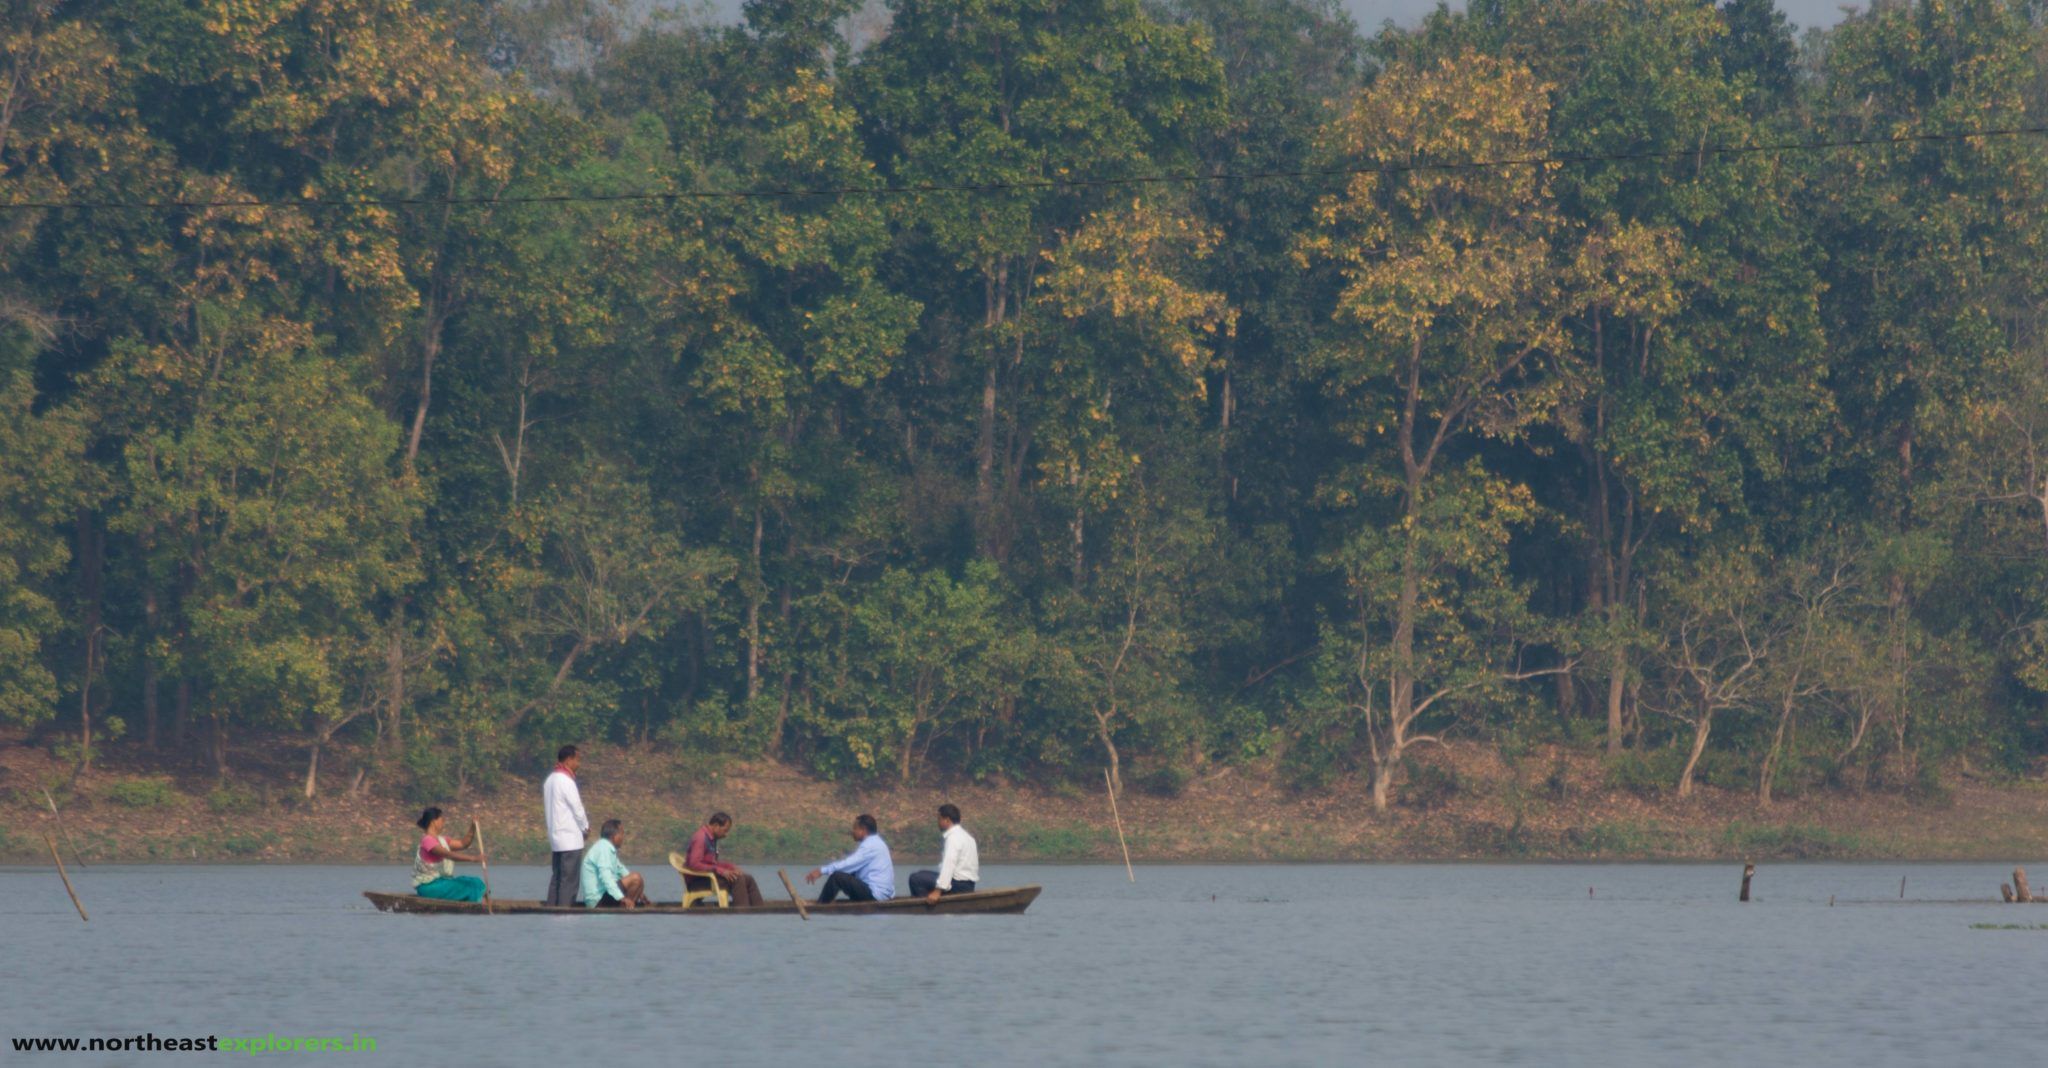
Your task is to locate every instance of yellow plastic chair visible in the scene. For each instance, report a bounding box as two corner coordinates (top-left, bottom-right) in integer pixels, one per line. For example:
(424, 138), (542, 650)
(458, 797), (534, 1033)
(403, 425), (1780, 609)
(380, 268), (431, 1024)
(669, 852), (731, 909)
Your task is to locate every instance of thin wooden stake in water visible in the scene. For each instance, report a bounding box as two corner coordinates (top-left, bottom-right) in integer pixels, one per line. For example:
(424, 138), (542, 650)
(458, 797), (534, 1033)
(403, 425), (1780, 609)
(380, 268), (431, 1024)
(45, 832), (87, 922)
(1105, 768), (1134, 883)
(42, 788), (87, 868)
(1739, 862), (1755, 903)
(473, 819), (493, 915)
(1899, 875), (1906, 900)
(776, 869), (810, 921)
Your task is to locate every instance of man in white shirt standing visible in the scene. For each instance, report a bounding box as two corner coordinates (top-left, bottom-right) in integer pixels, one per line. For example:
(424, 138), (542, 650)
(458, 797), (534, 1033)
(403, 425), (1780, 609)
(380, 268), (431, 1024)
(908, 803), (978, 903)
(542, 744), (590, 906)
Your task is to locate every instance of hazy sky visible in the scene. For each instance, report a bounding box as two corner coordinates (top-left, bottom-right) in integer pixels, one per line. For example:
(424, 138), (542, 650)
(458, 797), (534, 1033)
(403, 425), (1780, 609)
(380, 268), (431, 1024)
(689, 0), (1864, 32)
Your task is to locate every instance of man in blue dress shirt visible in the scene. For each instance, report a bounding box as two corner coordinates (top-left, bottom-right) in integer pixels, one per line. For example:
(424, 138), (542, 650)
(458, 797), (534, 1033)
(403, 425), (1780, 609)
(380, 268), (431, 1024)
(803, 813), (895, 903)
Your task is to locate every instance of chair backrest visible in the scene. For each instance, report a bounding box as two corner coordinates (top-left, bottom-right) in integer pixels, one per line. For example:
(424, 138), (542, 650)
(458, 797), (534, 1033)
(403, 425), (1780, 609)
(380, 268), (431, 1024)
(668, 851), (728, 907)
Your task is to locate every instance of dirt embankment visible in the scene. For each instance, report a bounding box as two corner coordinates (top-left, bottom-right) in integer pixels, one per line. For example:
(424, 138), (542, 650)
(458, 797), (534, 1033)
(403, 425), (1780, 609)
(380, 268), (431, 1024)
(3, 734), (2046, 866)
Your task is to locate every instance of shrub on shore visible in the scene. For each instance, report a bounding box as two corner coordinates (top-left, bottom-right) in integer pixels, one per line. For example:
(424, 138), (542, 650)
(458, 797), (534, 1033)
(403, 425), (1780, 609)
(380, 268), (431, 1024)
(105, 777), (177, 809)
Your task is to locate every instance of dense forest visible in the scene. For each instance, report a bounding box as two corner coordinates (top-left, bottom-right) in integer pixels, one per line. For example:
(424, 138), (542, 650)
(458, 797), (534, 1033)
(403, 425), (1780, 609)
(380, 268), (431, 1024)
(3, 0), (2047, 811)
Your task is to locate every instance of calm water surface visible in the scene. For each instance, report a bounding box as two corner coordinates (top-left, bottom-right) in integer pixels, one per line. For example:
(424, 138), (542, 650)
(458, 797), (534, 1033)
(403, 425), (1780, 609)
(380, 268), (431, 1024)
(3, 861), (2044, 1065)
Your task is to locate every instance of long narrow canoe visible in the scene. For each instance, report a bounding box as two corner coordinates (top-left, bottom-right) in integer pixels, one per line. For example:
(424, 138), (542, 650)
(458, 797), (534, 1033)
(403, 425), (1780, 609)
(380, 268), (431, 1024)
(363, 884), (1040, 916)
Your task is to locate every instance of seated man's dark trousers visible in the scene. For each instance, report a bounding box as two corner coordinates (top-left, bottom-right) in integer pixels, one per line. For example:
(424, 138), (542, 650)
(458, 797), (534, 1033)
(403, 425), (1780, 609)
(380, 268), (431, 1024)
(816, 871), (875, 903)
(908, 870), (975, 897)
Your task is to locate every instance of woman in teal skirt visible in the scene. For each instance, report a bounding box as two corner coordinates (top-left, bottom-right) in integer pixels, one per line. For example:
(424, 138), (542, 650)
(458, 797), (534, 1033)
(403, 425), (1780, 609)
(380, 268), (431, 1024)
(411, 807), (490, 902)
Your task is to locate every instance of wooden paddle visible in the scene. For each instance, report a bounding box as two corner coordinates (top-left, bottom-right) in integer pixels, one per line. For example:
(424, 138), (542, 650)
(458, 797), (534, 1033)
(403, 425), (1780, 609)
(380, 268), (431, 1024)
(776, 869), (810, 921)
(472, 819), (494, 915)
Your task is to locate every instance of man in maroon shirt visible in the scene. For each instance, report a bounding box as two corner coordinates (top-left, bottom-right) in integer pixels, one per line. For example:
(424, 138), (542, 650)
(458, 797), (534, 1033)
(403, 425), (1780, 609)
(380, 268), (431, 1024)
(683, 811), (765, 907)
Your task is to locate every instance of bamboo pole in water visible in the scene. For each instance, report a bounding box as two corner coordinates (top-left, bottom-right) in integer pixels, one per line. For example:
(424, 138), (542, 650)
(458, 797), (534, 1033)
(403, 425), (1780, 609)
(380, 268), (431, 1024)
(46, 833), (87, 922)
(776, 869), (810, 921)
(1105, 769), (1134, 883)
(42, 788), (87, 868)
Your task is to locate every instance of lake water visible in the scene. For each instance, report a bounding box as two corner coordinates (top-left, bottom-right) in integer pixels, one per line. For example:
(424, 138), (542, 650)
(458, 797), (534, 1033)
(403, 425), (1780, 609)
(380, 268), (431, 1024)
(3, 862), (2043, 1065)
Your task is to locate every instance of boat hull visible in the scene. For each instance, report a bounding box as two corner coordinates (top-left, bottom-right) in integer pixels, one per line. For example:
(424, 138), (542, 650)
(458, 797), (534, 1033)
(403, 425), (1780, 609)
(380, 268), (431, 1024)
(363, 885), (1040, 916)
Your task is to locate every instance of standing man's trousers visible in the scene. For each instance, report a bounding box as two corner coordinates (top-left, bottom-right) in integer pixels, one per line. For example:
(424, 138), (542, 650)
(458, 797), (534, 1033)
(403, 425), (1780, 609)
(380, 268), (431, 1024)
(547, 848), (584, 906)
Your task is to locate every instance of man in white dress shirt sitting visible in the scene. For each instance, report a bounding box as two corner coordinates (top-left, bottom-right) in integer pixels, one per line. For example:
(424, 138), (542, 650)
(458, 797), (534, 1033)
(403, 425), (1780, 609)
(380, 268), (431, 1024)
(542, 744), (590, 906)
(908, 803), (978, 903)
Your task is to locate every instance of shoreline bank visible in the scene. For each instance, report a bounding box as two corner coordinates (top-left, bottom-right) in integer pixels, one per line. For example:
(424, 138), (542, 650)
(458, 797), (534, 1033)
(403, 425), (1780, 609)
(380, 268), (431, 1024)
(6, 740), (2046, 866)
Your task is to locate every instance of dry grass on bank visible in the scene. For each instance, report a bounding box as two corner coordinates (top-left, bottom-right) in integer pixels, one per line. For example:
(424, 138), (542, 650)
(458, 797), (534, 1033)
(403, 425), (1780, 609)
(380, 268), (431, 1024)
(3, 731), (2045, 865)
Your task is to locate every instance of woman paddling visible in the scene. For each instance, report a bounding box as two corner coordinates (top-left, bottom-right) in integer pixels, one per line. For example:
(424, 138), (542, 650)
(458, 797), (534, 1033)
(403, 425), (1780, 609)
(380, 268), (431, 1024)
(411, 807), (490, 903)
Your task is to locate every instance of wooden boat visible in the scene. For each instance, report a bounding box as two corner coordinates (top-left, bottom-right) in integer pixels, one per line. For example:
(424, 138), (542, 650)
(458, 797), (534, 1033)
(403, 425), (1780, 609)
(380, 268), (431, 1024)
(363, 884), (1040, 916)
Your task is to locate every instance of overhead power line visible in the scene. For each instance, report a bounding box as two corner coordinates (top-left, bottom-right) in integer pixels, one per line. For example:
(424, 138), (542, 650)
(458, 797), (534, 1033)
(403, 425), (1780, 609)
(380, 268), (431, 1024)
(4, 123), (2045, 213)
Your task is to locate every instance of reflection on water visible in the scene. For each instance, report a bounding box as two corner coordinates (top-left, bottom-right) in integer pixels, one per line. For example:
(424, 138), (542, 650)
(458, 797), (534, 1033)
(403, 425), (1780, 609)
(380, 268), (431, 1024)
(3, 862), (2043, 1065)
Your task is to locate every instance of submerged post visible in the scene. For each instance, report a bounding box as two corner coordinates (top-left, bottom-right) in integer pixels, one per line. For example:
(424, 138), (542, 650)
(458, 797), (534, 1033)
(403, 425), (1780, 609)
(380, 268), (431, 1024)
(2015, 867), (2032, 903)
(1739, 862), (1755, 903)
(45, 832), (87, 922)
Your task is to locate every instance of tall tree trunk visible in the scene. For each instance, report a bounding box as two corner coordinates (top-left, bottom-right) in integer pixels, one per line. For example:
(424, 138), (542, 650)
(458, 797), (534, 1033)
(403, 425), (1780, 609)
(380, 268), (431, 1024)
(745, 502), (763, 704)
(1759, 689), (1798, 806)
(210, 712), (229, 780)
(405, 305), (444, 467)
(1375, 343), (1429, 815)
(1070, 461), (1085, 586)
(1885, 575), (1910, 779)
(1583, 317), (1646, 756)
(1605, 655), (1628, 755)
(1093, 707), (1123, 798)
(173, 678), (192, 749)
(384, 625), (406, 754)
(142, 586), (160, 750)
(1219, 366), (1236, 500)
(74, 509), (102, 775)
(304, 733), (323, 801)
(1885, 422), (1914, 778)
(1377, 480), (1423, 814)
(685, 612), (704, 710)
(767, 682), (790, 760)
(1838, 698), (1876, 787)
(1587, 316), (1623, 754)
(995, 330), (1032, 564)
(975, 261), (1007, 556)
(75, 636), (95, 777)
(900, 712), (920, 785)
(977, 360), (998, 539)
(1677, 700), (1713, 798)
(774, 539), (794, 756)
(1370, 750), (1395, 812)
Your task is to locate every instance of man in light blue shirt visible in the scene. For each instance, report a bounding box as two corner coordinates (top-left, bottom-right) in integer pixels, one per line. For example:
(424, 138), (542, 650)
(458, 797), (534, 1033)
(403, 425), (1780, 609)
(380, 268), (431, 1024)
(803, 813), (895, 902)
(579, 819), (649, 908)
